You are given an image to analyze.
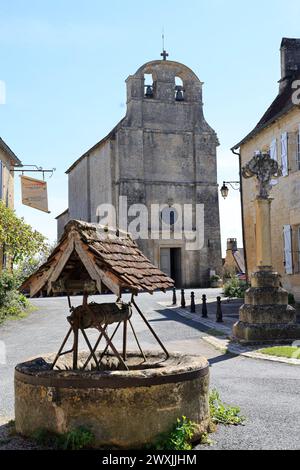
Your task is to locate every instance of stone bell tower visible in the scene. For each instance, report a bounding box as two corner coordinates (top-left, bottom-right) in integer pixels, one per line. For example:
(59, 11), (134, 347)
(116, 56), (222, 287)
(62, 54), (222, 287)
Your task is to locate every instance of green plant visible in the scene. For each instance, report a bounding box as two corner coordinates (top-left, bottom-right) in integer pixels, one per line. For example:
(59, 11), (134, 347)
(210, 275), (220, 283)
(209, 389), (245, 426)
(32, 426), (95, 450)
(154, 416), (197, 450)
(61, 427), (95, 450)
(0, 200), (48, 266)
(288, 293), (296, 306)
(0, 270), (32, 324)
(223, 277), (248, 299)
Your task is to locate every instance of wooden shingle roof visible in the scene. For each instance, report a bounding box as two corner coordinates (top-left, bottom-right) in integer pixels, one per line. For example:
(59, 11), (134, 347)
(21, 220), (174, 297)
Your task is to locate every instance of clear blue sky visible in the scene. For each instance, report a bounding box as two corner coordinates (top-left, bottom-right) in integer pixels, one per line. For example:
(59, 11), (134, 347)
(1, 0), (300, 254)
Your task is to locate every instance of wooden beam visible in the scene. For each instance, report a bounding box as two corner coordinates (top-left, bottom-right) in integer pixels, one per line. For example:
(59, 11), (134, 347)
(73, 235), (120, 296)
(47, 238), (75, 295)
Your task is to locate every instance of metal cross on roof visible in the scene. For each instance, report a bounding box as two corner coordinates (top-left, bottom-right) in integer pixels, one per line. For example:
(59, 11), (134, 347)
(161, 49), (169, 60)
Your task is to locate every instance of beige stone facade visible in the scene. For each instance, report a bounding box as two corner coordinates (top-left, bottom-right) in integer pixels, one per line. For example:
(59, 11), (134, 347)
(0, 137), (22, 269)
(233, 38), (300, 300)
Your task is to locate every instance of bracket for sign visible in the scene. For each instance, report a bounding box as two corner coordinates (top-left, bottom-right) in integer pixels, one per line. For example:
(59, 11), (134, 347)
(10, 165), (56, 180)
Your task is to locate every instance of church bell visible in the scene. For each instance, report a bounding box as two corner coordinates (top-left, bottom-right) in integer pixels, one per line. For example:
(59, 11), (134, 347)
(175, 86), (184, 101)
(145, 85), (154, 98)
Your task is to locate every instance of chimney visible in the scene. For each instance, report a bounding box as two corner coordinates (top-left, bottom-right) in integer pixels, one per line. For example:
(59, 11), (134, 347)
(280, 38), (300, 90)
(227, 238), (237, 252)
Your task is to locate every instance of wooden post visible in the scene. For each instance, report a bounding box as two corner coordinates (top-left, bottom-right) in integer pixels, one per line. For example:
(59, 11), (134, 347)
(202, 294), (208, 318)
(216, 296), (223, 323)
(172, 287), (177, 305)
(181, 289), (186, 308)
(190, 292), (195, 313)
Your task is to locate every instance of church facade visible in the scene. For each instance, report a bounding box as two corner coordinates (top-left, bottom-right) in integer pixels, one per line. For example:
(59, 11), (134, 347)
(57, 57), (222, 287)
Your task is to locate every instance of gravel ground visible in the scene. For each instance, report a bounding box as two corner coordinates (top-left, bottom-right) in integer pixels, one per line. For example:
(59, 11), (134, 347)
(0, 289), (300, 450)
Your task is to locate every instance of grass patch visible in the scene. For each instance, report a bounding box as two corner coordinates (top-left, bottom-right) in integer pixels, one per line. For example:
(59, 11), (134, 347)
(259, 346), (300, 359)
(32, 426), (95, 450)
(206, 328), (227, 338)
(209, 389), (245, 426)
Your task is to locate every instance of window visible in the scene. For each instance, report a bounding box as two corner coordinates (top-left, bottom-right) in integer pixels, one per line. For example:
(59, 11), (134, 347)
(144, 73), (154, 98)
(175, 76), (184, 101)
(161, 207), (178, 226)
(281, 132), (288, 176)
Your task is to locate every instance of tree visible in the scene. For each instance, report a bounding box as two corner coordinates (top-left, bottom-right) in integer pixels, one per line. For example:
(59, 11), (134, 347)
(0, 200), (48, 267)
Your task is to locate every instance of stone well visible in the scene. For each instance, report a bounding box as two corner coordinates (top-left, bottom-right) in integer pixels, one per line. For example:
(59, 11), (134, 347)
(15, 352), (210, 449)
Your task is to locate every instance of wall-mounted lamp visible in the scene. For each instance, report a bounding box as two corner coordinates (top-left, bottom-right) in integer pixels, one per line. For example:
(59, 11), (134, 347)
(220, 181), (240, 199)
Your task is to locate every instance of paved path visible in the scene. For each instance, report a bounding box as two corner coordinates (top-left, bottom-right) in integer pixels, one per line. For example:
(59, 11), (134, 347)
(1, 289), (300, 450)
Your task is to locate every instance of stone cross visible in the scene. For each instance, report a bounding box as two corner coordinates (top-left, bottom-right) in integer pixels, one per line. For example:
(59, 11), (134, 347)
(242, 151), (281, 199)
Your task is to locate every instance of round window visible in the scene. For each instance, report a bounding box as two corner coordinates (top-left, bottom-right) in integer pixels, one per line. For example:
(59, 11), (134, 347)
(161, 207), (178, 226)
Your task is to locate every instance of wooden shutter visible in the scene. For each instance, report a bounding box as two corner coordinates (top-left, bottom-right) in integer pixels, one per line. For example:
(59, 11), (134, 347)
(270, 139), (277, 161)
(283, 225), (293, 274)
(281, 132), (288, 176)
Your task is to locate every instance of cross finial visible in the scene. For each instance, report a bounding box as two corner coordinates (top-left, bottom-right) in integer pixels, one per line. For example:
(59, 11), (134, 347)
(161, 49), (169, 61)
(161, 31), (169, 60)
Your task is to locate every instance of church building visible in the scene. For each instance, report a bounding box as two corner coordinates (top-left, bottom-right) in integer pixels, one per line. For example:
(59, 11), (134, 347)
(57, 54), (222, 287)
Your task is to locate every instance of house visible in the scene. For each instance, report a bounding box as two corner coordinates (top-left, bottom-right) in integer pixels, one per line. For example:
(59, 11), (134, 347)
(57, 55), (222, 287)
(0, 137), (22, 269)
(223, 238), (245, 278)
(232, 38), (300, 300)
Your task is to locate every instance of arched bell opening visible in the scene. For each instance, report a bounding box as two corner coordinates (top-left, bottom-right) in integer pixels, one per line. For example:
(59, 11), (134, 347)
(175, 76), (185, 102)
(144, 73), (155, 98)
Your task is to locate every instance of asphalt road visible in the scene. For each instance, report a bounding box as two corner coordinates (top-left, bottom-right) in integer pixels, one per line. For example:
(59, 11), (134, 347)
(0, 289), (300, 450)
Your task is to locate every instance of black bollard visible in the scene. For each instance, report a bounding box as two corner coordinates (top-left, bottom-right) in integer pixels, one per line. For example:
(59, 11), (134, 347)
(172, 287), (177, 305)
(181, 289), (186, 308)
(190, 292), (196, 313)
(202, 294), (208, 318)
(216, 296), (223, 323)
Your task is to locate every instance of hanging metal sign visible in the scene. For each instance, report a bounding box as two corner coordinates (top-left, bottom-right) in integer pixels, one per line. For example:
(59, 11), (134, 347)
(20, 175), (50, 213)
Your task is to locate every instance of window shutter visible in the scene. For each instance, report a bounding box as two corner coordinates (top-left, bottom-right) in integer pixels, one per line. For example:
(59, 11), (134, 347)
(281, 132), (288, 176)
(270, 139), (277, 161)
(0, 161), (2, 200)
(283, 225), (293, 274)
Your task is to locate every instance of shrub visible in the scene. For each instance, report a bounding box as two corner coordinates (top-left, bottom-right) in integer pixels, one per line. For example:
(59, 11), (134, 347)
(0, 270), (30, 324)
(288, 293), (296, 306)
(223, 277), (248, 299)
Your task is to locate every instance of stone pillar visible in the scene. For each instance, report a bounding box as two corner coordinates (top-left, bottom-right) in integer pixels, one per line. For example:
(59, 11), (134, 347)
(255, 197), (272, 269)
(233, 152), (300, 344)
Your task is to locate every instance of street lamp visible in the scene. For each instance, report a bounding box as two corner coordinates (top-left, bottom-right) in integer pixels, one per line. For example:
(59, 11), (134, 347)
(220, 181), (240, 199)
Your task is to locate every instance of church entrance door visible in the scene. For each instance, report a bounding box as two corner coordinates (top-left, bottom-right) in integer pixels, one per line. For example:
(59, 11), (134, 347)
(160, 248), (182, 287)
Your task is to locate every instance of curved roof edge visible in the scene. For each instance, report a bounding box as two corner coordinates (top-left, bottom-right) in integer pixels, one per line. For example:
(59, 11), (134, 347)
(134, 60), (201, 82)
(0, 137), (22, 166)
